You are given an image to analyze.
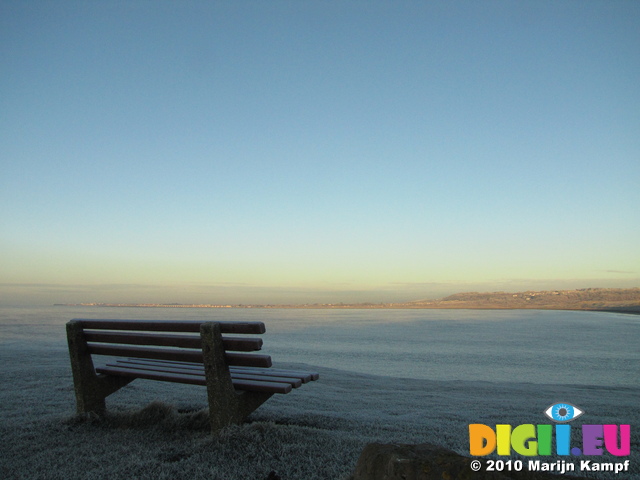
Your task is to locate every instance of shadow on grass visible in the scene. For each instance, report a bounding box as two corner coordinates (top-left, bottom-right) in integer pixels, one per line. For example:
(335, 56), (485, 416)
(65, 401), (212, 432)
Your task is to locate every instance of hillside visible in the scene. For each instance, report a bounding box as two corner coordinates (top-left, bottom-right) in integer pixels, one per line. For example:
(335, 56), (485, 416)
(409, 287), (640, 312)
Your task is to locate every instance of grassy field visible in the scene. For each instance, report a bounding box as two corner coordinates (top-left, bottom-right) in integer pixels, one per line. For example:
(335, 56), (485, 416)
(1, 343), (637, 479)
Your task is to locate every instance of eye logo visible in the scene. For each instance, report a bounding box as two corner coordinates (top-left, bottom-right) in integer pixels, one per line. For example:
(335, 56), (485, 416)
(544, 402), (584, 423)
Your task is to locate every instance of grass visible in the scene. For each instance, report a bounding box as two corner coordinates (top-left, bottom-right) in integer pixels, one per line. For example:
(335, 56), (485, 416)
(1, 344), (638, 479)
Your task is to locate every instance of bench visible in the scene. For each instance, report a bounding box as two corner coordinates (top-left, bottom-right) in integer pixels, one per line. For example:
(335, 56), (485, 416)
(66, 319), (319, 432)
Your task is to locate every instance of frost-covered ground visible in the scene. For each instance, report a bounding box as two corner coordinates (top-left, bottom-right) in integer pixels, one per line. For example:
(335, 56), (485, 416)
(0, 343), (637, 480)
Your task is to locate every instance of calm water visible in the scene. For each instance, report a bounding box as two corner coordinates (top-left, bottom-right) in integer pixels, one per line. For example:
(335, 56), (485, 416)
(0, 306), (638, 387)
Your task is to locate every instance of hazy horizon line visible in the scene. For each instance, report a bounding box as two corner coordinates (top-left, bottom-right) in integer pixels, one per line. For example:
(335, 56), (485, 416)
(2, 278), (639, 307)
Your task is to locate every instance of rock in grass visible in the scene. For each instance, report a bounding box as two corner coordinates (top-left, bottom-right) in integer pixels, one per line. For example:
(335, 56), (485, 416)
(349, 443), (589, 480)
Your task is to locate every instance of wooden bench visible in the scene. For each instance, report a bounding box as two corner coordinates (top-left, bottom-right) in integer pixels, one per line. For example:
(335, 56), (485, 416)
(66, 319), (319, 432)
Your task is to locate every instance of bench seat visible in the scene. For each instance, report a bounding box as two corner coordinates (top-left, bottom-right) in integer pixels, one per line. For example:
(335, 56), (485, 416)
(96, 359), (307, 393)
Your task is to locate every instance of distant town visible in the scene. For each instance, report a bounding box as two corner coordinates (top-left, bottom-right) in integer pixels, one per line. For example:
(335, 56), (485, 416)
(55, 287), (640, 314)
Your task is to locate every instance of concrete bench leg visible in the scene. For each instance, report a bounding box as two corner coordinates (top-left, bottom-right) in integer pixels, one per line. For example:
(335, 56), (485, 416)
(66, 321), (133, 414)
(200, 322), (273, 433)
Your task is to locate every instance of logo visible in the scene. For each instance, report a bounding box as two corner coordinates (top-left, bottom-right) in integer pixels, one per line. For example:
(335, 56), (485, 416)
(544, 402), (583, 423)
(469, 402), (630, 457)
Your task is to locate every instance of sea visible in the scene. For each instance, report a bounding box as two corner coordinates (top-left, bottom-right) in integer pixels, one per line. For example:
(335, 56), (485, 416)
(0, 305), (638, 387)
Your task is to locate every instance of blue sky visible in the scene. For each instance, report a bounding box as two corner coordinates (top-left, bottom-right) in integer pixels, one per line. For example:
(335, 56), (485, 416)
(1, 1), (639, 306)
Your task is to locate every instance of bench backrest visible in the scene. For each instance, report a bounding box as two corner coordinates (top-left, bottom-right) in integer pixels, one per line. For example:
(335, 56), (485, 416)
(70, 319), (272, 368)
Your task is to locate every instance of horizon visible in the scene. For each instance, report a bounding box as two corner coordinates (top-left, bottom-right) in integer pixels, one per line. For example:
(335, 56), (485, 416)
(50, 284), (640, 308)
(2, 1), (639, 307)
(3, 281), (639, 308)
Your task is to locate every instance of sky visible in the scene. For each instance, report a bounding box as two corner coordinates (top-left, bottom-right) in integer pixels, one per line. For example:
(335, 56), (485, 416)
(1, 1), (639, 306)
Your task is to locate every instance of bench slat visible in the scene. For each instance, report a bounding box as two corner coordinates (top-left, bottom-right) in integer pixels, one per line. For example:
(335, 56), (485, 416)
(226, 352), (272, 368)
(96, 365), (207, 386)
(123, 357), (319, 382)
(232, 366), (320, 382)
(109, 361), (203, 375)
(87, 343), (272, 367)
(74, 319), (266, 334)
(83, 331), (263, 351)
(230, 378), (292, 394)
(232, 372), (301, 388)
(223, 337), (263, 352)
(96, 365), (292, 394)
(107, 361), (303, 388)
(122, 358), (206, 370)
(88, 343), (202, 363)
(85, 331), (201, 348)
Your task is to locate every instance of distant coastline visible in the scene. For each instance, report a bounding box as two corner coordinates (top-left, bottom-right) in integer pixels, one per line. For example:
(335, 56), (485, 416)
(54, 287), (640, 314)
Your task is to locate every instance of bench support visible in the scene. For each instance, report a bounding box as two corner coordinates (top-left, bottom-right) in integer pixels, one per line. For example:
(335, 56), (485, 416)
(200, 322), (273, 432)
(67, 321), (134, 414)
